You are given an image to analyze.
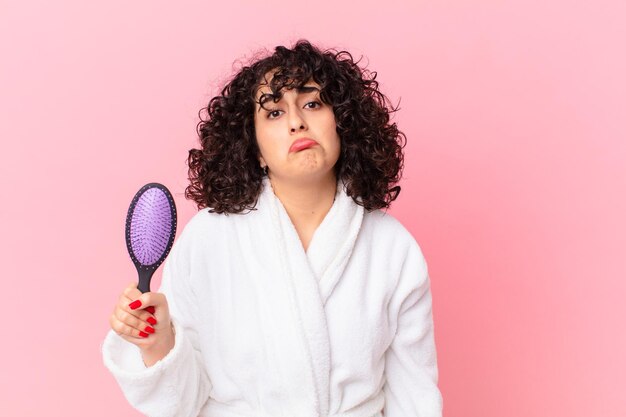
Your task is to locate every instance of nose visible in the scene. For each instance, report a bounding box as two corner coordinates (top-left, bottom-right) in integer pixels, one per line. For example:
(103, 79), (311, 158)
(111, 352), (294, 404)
(288, 107), (307, 133)
(290, 124), (305, 133)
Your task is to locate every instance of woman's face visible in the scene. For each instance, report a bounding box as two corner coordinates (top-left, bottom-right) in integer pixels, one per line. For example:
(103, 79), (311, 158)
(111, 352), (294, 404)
(253, 70), (341, 184)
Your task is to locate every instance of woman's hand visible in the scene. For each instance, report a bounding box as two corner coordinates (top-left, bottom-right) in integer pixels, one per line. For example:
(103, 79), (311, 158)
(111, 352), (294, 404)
(109, 281), (176, 366)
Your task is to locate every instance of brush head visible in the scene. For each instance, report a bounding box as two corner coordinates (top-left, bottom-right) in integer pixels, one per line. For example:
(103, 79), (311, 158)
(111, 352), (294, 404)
(125, 183), (177, 289)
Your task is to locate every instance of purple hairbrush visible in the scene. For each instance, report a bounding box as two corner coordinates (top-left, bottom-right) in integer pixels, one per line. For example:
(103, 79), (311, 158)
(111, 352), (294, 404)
(125, 183), (177, 297)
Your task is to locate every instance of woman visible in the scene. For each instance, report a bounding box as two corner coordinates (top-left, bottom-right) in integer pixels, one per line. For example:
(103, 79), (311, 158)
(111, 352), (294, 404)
(102, 39), (443, 417)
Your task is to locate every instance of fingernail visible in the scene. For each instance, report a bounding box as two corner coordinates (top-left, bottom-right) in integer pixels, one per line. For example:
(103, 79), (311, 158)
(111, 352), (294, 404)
(146, 306), (155, 314)
(129, 300), (142, 310)
(139, 331), (149, 338)
(147, 317), (157, 325)
(145, 326), (155, 334)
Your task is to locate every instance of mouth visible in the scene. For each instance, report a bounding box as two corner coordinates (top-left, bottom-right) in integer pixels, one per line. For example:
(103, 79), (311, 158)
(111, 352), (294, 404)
(289, 138), (318, 153)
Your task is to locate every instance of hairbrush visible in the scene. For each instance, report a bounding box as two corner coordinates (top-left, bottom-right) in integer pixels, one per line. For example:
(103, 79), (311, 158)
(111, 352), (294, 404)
(125, 183), (177, 299)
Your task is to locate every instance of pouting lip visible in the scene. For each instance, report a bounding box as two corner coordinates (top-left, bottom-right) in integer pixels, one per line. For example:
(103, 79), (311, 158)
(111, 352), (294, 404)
(289, 137), (318, 153)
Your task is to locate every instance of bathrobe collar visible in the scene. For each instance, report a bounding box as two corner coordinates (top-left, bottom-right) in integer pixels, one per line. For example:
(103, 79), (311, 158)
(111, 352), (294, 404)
(258, 175), (364, 302)
(256, 175), (364, 416)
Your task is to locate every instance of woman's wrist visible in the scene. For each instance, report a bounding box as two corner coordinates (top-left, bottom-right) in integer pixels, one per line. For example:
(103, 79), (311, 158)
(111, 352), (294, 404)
(141, 321), (176, 367)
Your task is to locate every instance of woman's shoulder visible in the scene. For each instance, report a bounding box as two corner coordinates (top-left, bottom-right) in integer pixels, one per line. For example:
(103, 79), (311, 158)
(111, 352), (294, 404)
(366, 209), (431, 285)
(363, 209), (416, 241)
(185, 207), (230, 227)
(174, 208), (239, 245)
(362, 209), (426, 260)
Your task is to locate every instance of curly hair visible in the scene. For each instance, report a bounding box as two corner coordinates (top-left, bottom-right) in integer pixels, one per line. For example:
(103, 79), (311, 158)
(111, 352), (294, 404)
(185, 39), (406, 214)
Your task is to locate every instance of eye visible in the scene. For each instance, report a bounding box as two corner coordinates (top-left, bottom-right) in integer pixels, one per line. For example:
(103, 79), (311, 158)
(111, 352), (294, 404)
(267, 109), (282, 119)
(265, 101), (321, 119)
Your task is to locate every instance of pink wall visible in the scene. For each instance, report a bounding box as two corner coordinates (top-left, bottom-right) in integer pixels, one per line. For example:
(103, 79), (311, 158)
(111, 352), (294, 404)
(1, 1), (624, 416)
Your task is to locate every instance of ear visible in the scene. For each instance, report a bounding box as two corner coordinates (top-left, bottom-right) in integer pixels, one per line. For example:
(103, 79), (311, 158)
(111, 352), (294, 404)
(258, 155), (266, 167)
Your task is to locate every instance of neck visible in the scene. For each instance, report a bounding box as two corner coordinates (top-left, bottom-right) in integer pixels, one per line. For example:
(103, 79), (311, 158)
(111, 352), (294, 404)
(268, 172), (338, 221)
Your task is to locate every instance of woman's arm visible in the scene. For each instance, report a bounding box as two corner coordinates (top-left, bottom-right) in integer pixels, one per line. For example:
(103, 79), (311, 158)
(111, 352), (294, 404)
(383, 241), (443, 417)
(102, 226), (212, 417)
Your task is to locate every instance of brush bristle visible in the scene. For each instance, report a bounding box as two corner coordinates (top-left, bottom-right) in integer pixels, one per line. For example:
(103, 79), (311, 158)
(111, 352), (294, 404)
(129, 187), (173, 265)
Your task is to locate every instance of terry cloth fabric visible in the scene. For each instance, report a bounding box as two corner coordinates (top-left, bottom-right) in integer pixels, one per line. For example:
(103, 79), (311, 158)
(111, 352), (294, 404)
(102, 176), (443, 417)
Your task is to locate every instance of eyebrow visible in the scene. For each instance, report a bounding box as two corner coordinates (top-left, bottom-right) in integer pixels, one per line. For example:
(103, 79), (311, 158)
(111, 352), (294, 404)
(256, 85), (320, 113)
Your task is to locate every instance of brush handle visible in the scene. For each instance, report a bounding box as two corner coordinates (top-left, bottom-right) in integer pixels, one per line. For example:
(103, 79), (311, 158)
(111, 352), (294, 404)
(138, 267), (155, 294)
(137, 268), (156, 314)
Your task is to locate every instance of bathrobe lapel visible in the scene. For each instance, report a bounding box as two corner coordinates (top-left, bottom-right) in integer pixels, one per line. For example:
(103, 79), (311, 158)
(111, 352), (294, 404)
(305, 179), (364, 304)
(258, 176), (364, 417)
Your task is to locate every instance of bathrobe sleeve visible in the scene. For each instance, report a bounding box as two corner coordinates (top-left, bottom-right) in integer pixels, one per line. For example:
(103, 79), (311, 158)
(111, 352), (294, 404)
(383, 240), (443, 417)
(101, 222), (212, 417)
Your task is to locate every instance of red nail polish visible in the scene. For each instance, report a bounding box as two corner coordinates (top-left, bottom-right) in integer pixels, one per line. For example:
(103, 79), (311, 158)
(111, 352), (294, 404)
(145, 306), (155, 314)
(147, 317), (157, 325)
(129, 300), (142, 310)
(145, 326), (155, 334)
(139, 331), (149, 338)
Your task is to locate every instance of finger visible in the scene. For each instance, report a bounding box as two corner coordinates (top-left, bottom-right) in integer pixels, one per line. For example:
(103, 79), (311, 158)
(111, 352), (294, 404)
(116, 296), (156, 325)
(127, 292), (167, 317)
(110, 313), (152, 339)
(120, 300), (157, 326)
(124, 282), (142, 301)
(113, 309), (155, 336)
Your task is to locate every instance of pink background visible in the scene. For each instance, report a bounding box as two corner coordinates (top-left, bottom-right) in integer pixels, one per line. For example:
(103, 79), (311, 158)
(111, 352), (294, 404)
(1, 0), (624, 416)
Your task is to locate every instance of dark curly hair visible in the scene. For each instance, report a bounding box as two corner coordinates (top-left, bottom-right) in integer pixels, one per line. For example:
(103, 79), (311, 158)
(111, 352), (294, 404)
(185, 39), (406, 214)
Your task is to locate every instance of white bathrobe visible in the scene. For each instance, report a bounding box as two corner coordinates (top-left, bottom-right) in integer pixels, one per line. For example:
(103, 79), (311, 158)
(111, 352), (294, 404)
(102, 176), (443, 417)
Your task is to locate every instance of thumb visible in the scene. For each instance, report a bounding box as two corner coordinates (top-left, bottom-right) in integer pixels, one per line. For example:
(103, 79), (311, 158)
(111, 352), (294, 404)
(127, 281), (156, 315)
